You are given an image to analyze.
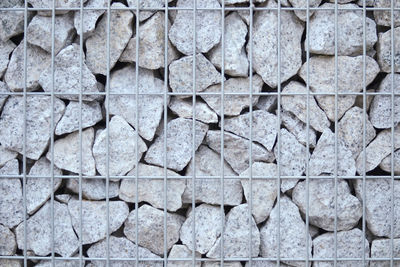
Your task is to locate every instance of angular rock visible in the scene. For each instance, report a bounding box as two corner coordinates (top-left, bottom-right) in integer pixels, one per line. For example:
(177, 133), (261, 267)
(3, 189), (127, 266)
(0, 40), (15, 77)
(289, 0), (322, 21)
(85, 3), (133, 75)
(36, 257), (85, 267)
(168, 97), (218, 124)
(256, 95), (277, 113)
(281, 81), (330, 133)
(39, 44), (100, 101)
(28, 0), (88, 16)
(0, 260), (22, 267)
(204, 263), (242, 267)
(0, 81), (10, 110)
(260, 196), (312, 267)
(127, 0), (172, 22)
(0, 144), (17, 168)
(240, 162), (278, 224)
(66, 178), (119, 200)
(68, 198), (129, 244)
(246, 261), (289, 267)
(374, 0), (400, 27)
(0, 224), (16, 255)
(250, 1), (304, 88)
(380, 149), (400, 175)
(183, 145), (243, 206)
(208, 12), (249, 77)
(16, 201), (79, 257)
(55, 101), (103, 135)
(74, 0), (106, 37)
(124, 204), (184, 255)
(313, 229), (370, 267)
(201, 75), (264, 116)
(207, 204), (260, 258)
(299, 56), (380, 121)
(281, 110), (317, 148)
(119, 163), (186, 212)
(168, 245), (201, 267)
(93, 116), (147, 177)
(206, 130), (275, 174)
(55, 194), (72, 204)
(0, 96), (65, 160)
(371, 238), (400, 267)
(145, 118), (208, 171)
(0, 0), (25, 41)
(180, 204), (223, 254)
(377, 27), (400, 73)
(169, 0), (221, 55)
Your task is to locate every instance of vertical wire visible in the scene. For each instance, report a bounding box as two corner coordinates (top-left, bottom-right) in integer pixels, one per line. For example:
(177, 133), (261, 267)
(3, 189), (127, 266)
(390, 0), (395, 265)
(135, 0), (140, 266)
(334, 0), (339, 266)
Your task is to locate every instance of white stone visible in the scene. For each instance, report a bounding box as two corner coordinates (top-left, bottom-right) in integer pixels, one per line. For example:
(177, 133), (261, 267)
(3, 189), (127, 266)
(374, 0), (400, 27)
(380, 149), (400, 175)
(0, 0), (25, 41)
(281, 110), (317, 148)
(28, 0), (88, 16)
(289, 0), (322, 21)
(371, 238), (400, 267)
(203, 263), (242, 267)
(377, 27), (400, 73)
(0, 260), (22, 267)
(66, 178), (119, 200)
(36, 257), (85, 267)
(0, 40), (15, 77)
(256, 95), (277, 113)
(55, 194), (72, 204)
(168, 245), (201, 267)
(74, 0), (107, 37)
(0, 224), (16, 255)
(127, 0), (173, 22)
(168, 97), (218, 124)
(0, 81), (9, 110)
(0, 144), (17, 168)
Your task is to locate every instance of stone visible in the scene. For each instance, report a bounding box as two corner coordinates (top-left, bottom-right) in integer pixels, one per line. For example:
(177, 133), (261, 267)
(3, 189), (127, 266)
(0, 224), (16, 255)
(168, 245), (201, 267)
(222, 110), (278, 151)
(0, 144), (17, 168)
(0, 96), (65, 160)
(169, 54), (222, 96)
(281, 81), (330, 133)
(0, 81), (9, 110)
(74, 0), (106, 37)
(5, 43), (51, 92)
(107, 65), (165, 141)
(374, 0), (400, 27)
(124, 204), (184, 255)
(68, 198), (129, 244)
(180, 204), (223, 254)
(313, 228), (370, 267)
(119, 163), (186, 212)
(371, 238), (400, 267)
(369, 74), (400, 128)
(208, 12), (249, 77)
(87, 236), (162, 267)
(240, 162), (278, 224)
(169, 0), (221, 55)
(0, 260), (22, 267)
(93, 116), (148, 177)
(250, 0), (304, 88)
(55, 101), (103, 135)
(299, 56), (380, 121)
(66, 178), (119, 200)
(39, 44), (100, 102)
(260, 196), (312, 267)
(201, 75), (264, 116)
(55, 194), (71, 204)
(207, 204), (260, 258)
(127, 0), (173, 22)
(204, 263), (242, 267)
(281, 110), (317, 148)
(306, 3), (377, 56)
(354, 89), (375, 112)
(256, 95), (277, 113)
(183, 145), (243, 206)
(377, 27), (400, 73)
(168, 97), (218, 124)
(48, 127), (96, 176)
(380, 149), (400, 174)
(28, 0), (88, 16)
(289, 0), (322, 21)
(0, 40), (15, 77)
(26, 157), (63, 214)
(206, 130), (275, 174)
(85, 3), (133, 75)
(15, 201), (79, 257)
(120, 12), (178, 70)
(36, 257), (85, 267)
(27, 13), (75, 54)
(145, 118), (208, 171)
(0, 0), (25, 41)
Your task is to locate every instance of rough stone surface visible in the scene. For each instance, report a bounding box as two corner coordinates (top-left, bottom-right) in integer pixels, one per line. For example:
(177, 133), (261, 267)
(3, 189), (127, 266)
(0, 260), (22, 267)
(0, 0), (25, 41)
(207, 130), (275, 174)
(204, 263), (242, 267)
(207, 204), (260, 258)
(250, 0), (304, 88)
(374, 0), (400, 26)
(0, 40), (15, 77)
(299, 56), (380, 121)
(74, 0), (106, 37)
(0, 144), (17, 168)
(169, 0), (221, 55)
(124, 204), (184, 255)
(377, 27), (400, 73)
(281, 110), (317, 148)
(371, 238), (400, 267)
(68, 198), (129, 244)
(119, 163), (186, 211)
(380, 149), (400, 174)
(313, 229), (370, 267)
(0, 81), (9, 110)
(28, 0), (88, 16)
(0, 96), (65, 160)
(289, 0), (322, 21)
(85, 3), (133, 75)
(0, 224), (16, 255)
(127, 0), (172, 22)
(36, 257), (85, 267)
(145, 118), (208, 171)
(66, 178), (119, 200)
(246, 261), (289, 267)
(168, 245), (201, 267)
(260, 196), (312, 267)
(169, 98), (218, 124)
(256, 95), (277, 113)
(180, 204), (223, 254)
(93, 116), (148, 177)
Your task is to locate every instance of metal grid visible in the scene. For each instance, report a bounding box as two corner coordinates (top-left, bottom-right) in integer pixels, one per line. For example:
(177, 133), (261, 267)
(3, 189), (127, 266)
(0, 0), (398, 266)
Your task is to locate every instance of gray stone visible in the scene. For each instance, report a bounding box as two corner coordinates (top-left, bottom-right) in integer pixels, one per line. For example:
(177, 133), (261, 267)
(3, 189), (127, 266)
(0, 0), (25, 41)
(371, 238), (400, 267)
(313, 229), (370, 267)
(5, 43), (51, 92)
(0, 81), (9, 110)
(201, 75), (264, 116)
(240, 162), (278, 224)
(256, 95), (277, 113)
(281, 110), (317, 148)
(39, 44), (100, 101)
(207, 204), (260, 258)
(169, 0), (221, 55)
(206, 130), (275, 174)
(183, 145), (243, 206)
(55, 101), (103, 135)
(374, 0), (400, 27)
(0, 40), (15, 77)
(204, 263), (242, 267)
(119, 163), (186, 212)
(289, 0), (322, 21)
(168, 98), (218, 124)
(127, 0), (173, 22)
(208, 12), (249, 77)
(260, 196), (312, 267)
(169, 54), (222, 96)
(16, 201), (79, 257)
(0, 260), (22, 267)
(36, 256), (85, 267)
(120, 12), (178, 70)
(74, 0), (106, 37)
(245, 261), (289, 267)
(93, 116), (148, 177)
(180, 204), (223, 254)
(55, 194), (71, 204)
(377, 27), (400, 73)
(0, 144), (17, 168)
(224, 0), (267, 3)
(48, 127), (96, 176)
(168, 245), (201, 267)
(85, 3), (133, 75)
(145, 118), (208, 171)
(250, 0), (304, 88)
(124, 204), (184, 255)
(0, 96), (65, 160)
(0, 224), (16, 255)
(66, 178), (119, 200)
(380, 149), (400, 175)
(354, 88), (375, 112)
(68, 198), (129, 244)
(299, 56), (380, 121)
(28, 0), (88, 16)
